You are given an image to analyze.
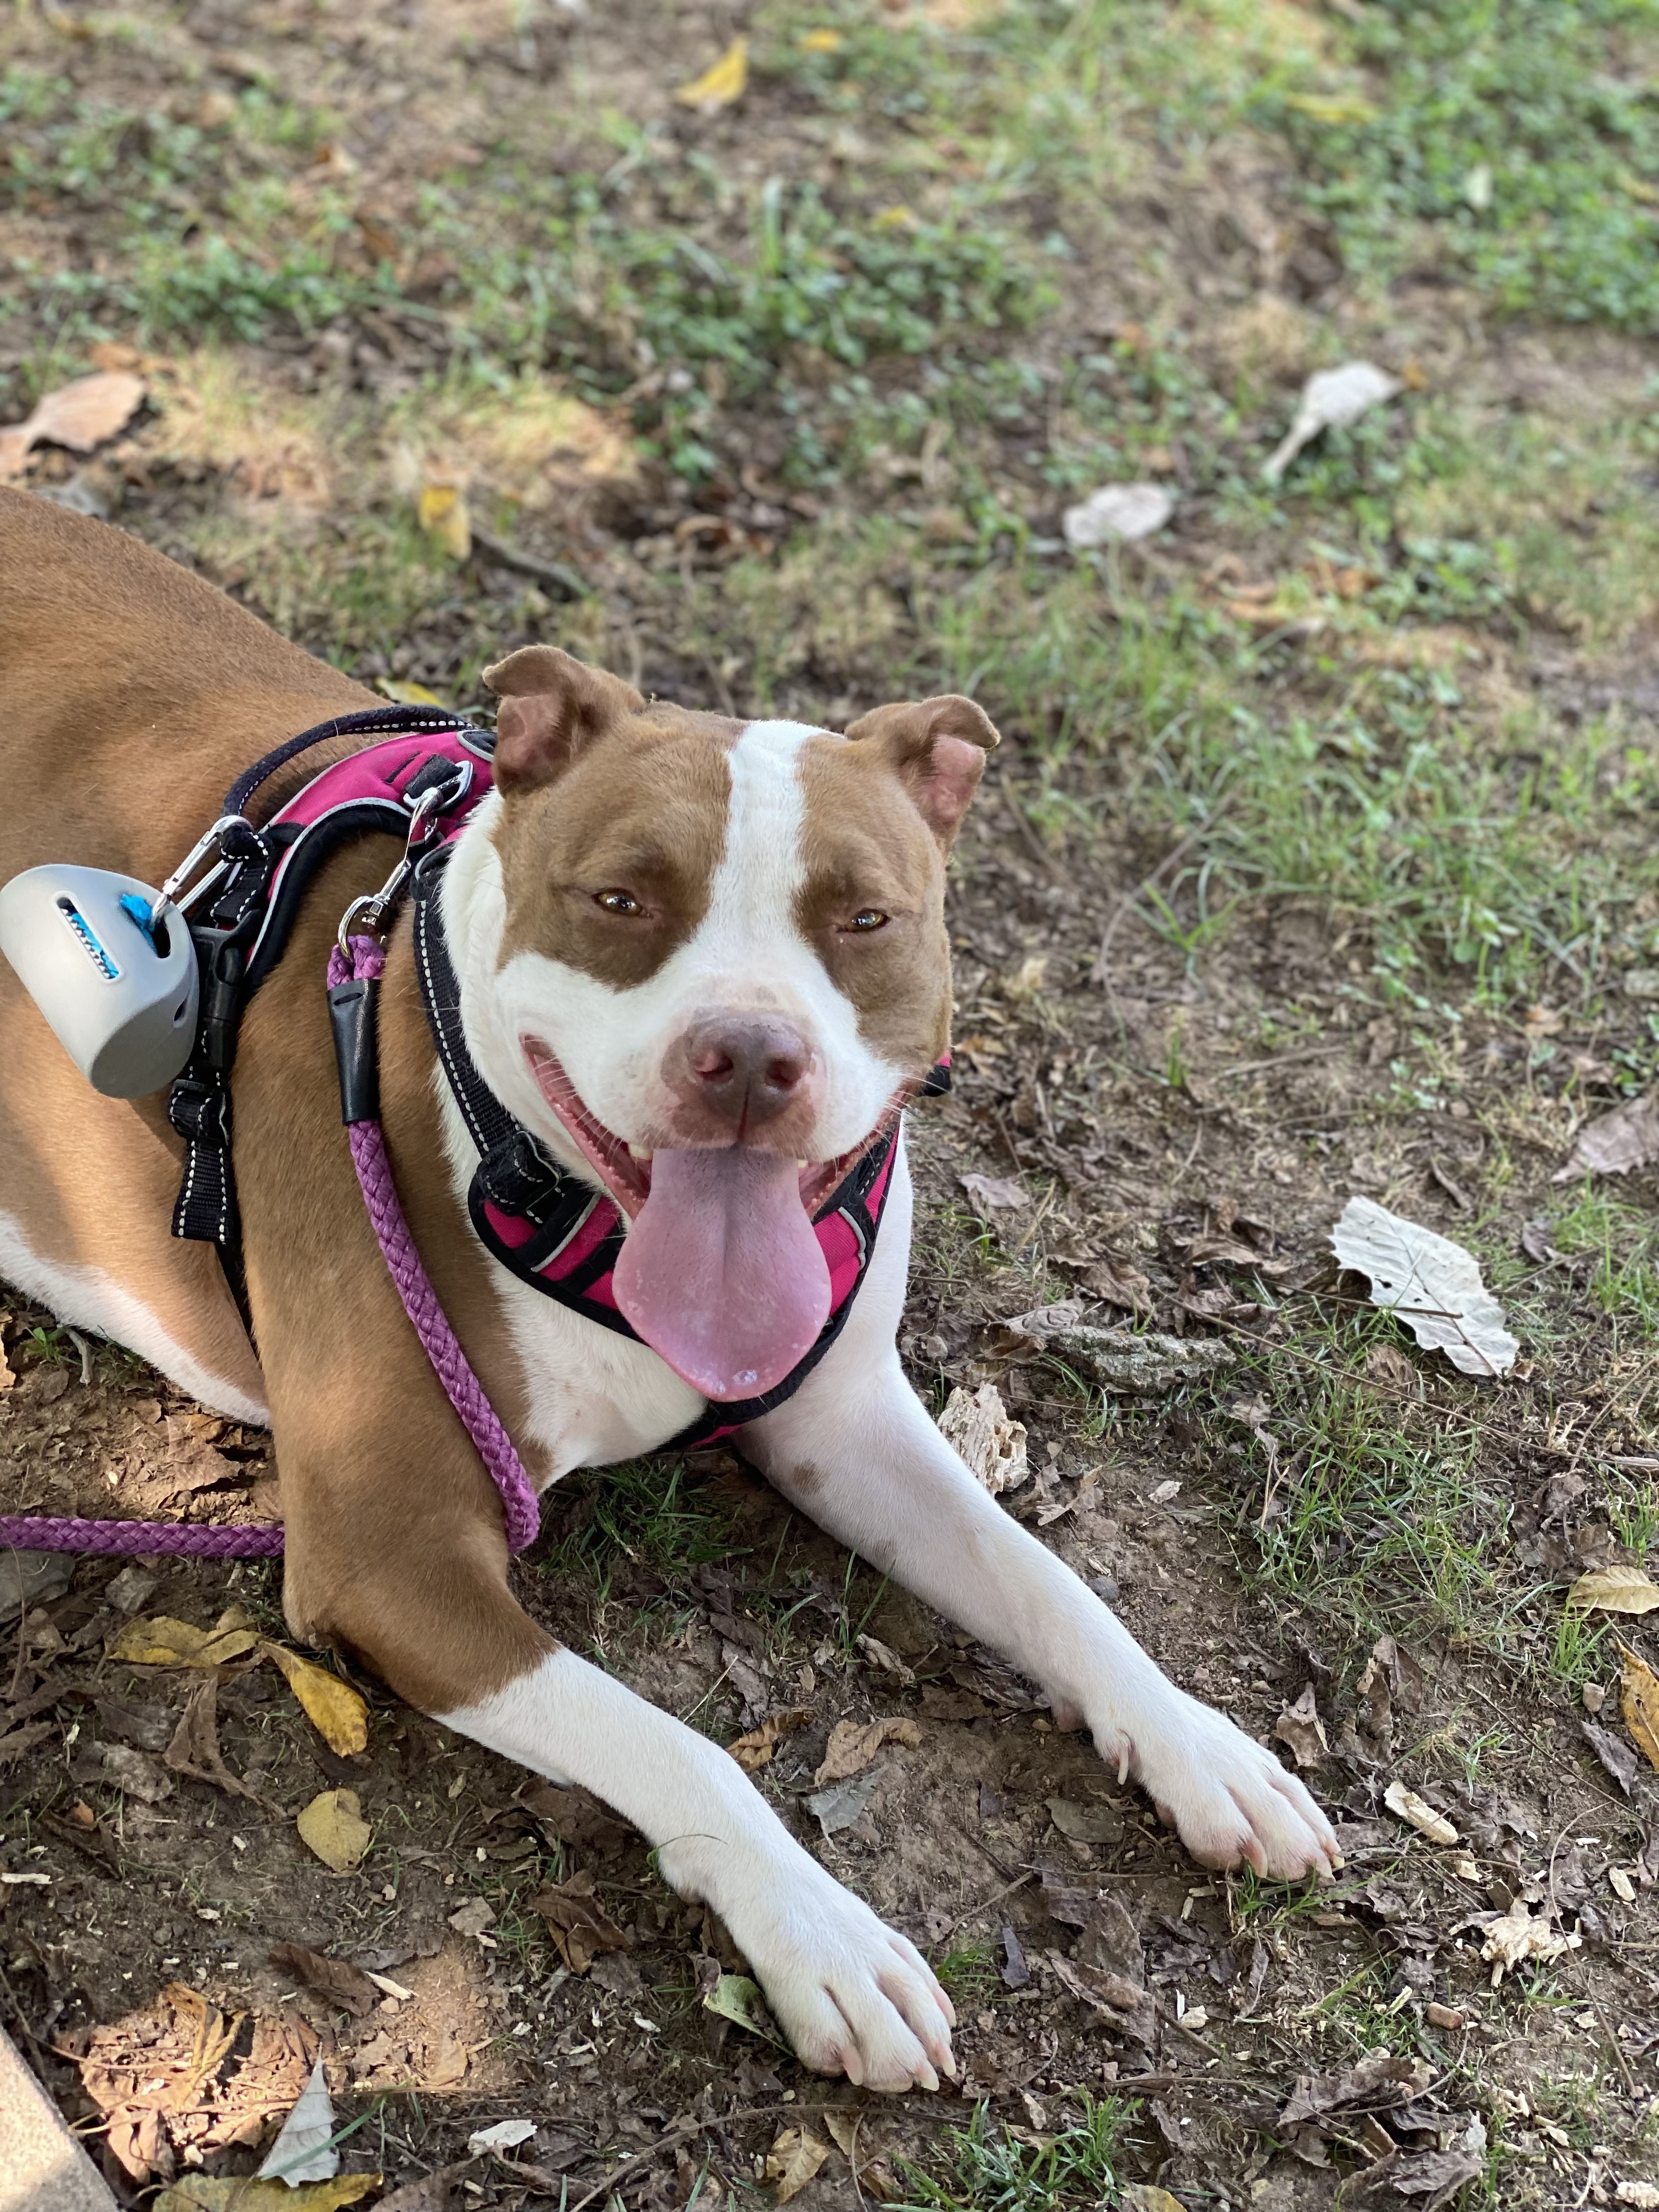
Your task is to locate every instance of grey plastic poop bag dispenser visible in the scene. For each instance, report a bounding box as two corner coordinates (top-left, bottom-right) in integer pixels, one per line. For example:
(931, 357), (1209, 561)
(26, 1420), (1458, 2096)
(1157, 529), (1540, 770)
(0, 863), (199, 1097)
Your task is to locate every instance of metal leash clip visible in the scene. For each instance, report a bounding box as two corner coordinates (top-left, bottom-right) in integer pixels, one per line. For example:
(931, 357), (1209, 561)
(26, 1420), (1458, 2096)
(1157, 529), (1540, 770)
(336, 759), (472, 952)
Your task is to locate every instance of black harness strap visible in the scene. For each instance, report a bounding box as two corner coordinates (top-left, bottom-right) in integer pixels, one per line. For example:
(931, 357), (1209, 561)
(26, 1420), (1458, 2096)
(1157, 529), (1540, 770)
(168, 705), (489, 1324)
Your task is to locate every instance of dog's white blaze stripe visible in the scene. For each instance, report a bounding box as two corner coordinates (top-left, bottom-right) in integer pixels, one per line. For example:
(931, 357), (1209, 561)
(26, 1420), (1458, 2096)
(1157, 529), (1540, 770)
(0, 1207), (269, 1425)
(454, 726), (904, 1170)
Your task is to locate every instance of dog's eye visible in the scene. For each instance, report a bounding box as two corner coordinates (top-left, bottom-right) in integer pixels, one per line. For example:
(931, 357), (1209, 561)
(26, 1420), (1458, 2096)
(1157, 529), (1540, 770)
(595, 889), (644, 917)
(844, 908), (889, 933)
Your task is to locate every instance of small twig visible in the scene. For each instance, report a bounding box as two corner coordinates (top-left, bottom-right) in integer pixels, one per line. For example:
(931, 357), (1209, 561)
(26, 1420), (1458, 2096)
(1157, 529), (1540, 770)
(1001, 782), (1065, 883)
(1217, 1041), (1348, 1080)
(64, 1329), (94, 1387)
(470, 526), (587, 601)
(935, 1866), (1036, 1943)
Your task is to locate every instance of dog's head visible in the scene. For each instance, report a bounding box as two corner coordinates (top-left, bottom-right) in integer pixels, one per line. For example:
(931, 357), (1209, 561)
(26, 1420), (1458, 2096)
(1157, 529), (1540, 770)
(462, 644), (998, 1404)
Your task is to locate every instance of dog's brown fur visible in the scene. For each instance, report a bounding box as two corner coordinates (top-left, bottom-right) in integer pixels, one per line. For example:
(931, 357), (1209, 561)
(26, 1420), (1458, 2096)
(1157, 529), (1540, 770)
(0, 489), (552, 1709)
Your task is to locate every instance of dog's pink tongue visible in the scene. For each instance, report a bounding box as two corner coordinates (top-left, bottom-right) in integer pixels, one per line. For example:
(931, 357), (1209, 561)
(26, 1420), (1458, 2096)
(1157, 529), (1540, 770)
(613, 1148), (830, 1401)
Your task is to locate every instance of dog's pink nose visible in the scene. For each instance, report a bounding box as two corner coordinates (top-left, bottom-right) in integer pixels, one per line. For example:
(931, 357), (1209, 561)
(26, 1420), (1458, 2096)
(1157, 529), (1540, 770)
(668, 1018), (814, 1136)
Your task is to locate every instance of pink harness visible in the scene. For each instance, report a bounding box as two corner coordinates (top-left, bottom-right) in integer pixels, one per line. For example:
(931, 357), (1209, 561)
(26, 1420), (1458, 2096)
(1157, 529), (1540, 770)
(0, 719), (939, 1561)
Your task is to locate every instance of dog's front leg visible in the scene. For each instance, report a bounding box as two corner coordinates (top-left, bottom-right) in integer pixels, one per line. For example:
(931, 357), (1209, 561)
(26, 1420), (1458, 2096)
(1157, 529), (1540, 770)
(743, 1150), (1339, 1881)
(441, 1640), (956, 2090)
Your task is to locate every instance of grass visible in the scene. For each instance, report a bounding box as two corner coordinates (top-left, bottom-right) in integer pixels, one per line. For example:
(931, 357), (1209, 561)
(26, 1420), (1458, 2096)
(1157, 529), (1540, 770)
(537, 1458), (741, 1606)
(892, 2095), (1137, 2212)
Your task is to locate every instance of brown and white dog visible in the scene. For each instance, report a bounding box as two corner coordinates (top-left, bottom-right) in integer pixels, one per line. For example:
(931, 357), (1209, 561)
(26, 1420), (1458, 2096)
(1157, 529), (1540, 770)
(0, 489), (1336, 2092)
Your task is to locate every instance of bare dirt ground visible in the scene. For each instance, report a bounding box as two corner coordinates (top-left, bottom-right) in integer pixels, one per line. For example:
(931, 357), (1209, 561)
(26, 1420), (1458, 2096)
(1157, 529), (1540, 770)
(5, 2), (1659, 2207)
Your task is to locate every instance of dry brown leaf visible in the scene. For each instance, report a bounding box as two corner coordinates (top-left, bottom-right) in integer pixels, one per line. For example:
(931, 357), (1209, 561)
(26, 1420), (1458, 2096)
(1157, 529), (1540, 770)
(1621, 1644), (1659, 1772)
(813, 1716), (922, 1787)
(822, 2110), (862, 2160)
(262, 1641), (369, 1755)
(1384, 1779), (1458, 1845)
(764, 2126), (830, 2203)
(1122, 2190), (1188, 2212)
(296, 1788), (371, 1872)
(726, 1706), (812, 1773)
(109, 1612), (259, 1669)
(165, 1679), (262, 1803)
(1085, 1255), (1154, 1314)
(1566, 1565), (1659, 1617)
(0, 370), (145, 479)
(958, 1170), (1026, 1211)
(674, 35), (748, 108)
(1554, 1090), (1659, 1181)
(527, 1868), (629, 1973)
(267, 1943), (378, 2018)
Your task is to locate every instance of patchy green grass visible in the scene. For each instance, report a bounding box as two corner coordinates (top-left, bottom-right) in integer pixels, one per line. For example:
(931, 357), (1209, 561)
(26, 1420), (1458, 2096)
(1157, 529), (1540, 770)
(537, 1458), (741, 1604)
(893, 2095), (1138, 2212)
(1271, 0), (1659, 331)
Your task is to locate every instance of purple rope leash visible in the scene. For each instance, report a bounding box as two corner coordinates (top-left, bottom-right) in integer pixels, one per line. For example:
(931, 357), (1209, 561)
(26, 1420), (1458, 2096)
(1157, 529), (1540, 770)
(328, 938), (540, 1553)
(0, 1514), (284, 1559)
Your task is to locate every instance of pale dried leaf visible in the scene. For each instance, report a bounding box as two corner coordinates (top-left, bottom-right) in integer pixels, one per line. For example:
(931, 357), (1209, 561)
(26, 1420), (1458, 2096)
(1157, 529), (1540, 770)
(1480, 1899), (1580, 1980)
(805, 1765), (882, 1837)
(814, 1715), (922, 1786)
(1330, 1197), (1517, 1378)
(468, 2120), (538, 2154)
(702, 1971), (784, 2044)
(1062, 481), (1173, 548)
(1566, 1565), (1659, 1617)
(262, 1641), (369, 1755)
(1122, 2190), (1188, 2212)
(1554, 1090), (1659, 1180)
(0, 371), (145, 478)
(1001, 1298), (1085, 1338)
(1274, 1684), (1329, 1769)
(938, 1381), (1028, 1493)
(1263, 361), (1401, 484)
(1047, 1796), (1123, 1844)
(674, 35), (748, 108)
(256, 2057), (338, 2183)
(1384, 1780), (1458, 1845)
(765, 2126), (830, 2203)
(296, 1788), (370, 1873)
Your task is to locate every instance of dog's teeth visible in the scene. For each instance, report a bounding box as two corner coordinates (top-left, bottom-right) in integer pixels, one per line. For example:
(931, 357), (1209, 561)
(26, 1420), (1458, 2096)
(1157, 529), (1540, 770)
(628, 1144), (653, 1161)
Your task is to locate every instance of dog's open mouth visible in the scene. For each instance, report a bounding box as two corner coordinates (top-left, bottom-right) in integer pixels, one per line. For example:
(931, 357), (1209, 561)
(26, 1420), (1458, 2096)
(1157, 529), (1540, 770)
(522, 1039), (895, 1404)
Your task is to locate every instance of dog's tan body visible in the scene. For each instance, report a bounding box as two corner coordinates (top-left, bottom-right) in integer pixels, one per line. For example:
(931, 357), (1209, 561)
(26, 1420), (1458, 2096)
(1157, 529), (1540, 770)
(0, 490), (1337, 2091)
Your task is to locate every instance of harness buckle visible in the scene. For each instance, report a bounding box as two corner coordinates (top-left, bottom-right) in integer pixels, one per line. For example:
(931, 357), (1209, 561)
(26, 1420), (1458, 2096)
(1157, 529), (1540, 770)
(167, 1076), (232, 1149)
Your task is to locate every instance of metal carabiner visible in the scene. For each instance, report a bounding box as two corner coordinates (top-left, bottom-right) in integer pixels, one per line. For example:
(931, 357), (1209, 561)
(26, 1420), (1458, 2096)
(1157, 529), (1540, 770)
(335, 781), (451, 955)
(150, 813), (254, 934)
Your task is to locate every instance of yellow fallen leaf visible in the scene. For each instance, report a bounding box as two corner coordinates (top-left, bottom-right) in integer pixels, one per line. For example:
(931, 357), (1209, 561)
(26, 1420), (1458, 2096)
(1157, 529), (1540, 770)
(262, 1641), (369, 1756)
(1282, 92), (1379, 126)
(800, 27), (842, 50)
(1621, 1644), (1659, 1772)
(674, 35), (748, 109)
(156, 2180), (380, 2212)
(813, 1715), (922, 1787)
(375, 679), (445, 707)
(109, 1614), (259, 1669)
(417, 481), (471, 560)
(297, 1788), (371, 1872)
(1567, 1565), (1659, 1616)
(1122, 2189), (1189, 2212)
(1384, 1779), (1458, 1846)
(765, 2126), (830, 2203)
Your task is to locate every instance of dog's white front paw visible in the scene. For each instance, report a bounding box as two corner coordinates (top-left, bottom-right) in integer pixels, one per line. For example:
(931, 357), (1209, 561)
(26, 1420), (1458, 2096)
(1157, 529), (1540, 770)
(1104, 1686), (1341, 1881)
(720, 1853), (957, 2093)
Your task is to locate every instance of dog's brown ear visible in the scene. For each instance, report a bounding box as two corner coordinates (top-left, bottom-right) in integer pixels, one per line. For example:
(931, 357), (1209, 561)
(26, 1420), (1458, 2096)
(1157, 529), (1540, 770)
(844, 693), (1000, 848)
(483, 646), (646, 793)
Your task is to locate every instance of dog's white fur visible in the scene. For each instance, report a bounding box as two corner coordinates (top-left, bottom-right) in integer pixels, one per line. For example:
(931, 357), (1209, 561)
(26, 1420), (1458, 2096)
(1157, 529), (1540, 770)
(432, 717), (1338, 2091)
